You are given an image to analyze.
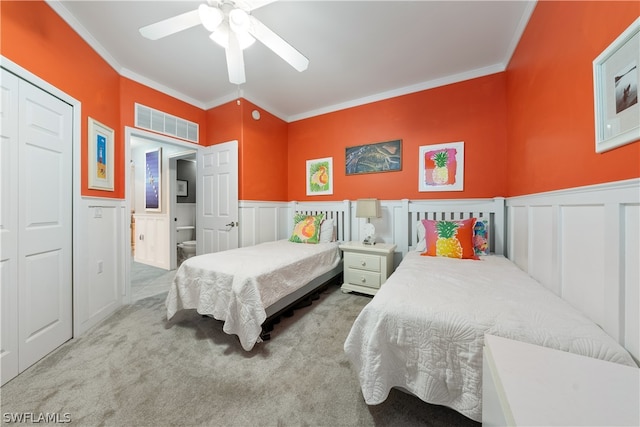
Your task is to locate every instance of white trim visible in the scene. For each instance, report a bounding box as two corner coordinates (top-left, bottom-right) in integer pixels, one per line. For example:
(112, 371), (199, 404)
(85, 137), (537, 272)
(288, 64), (505, 123)
(507, 178), (640, 203)
(503, 1), (537, 70)
(45, 0), (120, 73)
(121, 68), (208, 110)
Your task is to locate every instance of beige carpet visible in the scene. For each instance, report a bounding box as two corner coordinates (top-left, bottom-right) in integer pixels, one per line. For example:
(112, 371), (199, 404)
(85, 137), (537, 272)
(0, 284), (479, 427)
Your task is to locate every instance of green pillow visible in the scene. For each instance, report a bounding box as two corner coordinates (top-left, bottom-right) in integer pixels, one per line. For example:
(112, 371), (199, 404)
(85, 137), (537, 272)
(289, 213), (324, 244)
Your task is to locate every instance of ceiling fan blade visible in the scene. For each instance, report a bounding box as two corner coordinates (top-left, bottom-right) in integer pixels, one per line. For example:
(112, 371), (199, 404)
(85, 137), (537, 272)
(225, 32), (246, 84)
(139, 9), (201, 40)
(247, 15), (309, 72)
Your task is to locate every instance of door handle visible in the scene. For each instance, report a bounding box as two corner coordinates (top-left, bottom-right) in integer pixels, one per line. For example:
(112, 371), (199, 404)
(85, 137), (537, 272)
(225, 222), (238, 227)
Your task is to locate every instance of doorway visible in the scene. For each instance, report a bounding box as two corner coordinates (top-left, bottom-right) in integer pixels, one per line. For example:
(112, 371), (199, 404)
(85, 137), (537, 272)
(169, 152), (197, 270)
(125, 127), (199, 303)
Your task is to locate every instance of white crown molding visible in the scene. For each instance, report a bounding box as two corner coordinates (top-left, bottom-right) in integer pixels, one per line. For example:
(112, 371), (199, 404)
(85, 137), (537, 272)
(286, 63), (506, 122)
(120, 68), (208, 110)
(45, 0), (120, 73)
(44, 0), (538, 124)
(503, 1), (537, 69)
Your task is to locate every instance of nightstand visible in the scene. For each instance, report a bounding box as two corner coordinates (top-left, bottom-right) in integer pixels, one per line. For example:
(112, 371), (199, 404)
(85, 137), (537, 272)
(339, 241), (396, 296)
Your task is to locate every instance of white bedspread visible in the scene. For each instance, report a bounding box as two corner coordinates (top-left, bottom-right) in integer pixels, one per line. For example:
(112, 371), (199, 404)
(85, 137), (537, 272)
(344, 252), (636, 422)
(166, 240), (340, 350)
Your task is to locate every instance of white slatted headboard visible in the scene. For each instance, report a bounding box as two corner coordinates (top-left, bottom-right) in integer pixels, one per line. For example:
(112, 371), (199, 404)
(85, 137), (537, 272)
(400, 197), (505, 255)
(291, 200), (351, 243)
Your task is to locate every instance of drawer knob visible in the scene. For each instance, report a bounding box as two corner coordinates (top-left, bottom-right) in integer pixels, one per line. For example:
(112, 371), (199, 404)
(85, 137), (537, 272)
(360, 260), (366, 266)
(360, 276), (366, 283)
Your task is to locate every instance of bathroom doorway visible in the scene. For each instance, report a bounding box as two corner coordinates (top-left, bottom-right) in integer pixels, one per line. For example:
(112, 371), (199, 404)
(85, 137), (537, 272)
(125, 127), (200, 303)
(169, 151), (197, 270)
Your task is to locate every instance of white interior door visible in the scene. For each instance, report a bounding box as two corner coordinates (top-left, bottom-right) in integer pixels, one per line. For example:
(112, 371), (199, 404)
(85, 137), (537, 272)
(197, 141), (239, 254)
(17, 74), (73, 373)
(1, 69), (20, 385)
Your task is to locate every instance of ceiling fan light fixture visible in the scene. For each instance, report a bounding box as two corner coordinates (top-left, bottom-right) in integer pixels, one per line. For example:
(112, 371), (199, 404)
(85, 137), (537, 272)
(210, 22), (255, 50)
(229, 8), (250, 33)
(198, 4), (223, 32)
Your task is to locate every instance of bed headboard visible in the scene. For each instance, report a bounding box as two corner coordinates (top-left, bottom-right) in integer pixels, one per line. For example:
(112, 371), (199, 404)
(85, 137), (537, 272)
(401, 197), (506, 255)
(291, 200), (351, 243)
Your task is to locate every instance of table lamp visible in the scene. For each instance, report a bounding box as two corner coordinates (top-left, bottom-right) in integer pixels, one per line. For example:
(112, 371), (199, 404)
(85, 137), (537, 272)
(356, 198), (381, 245)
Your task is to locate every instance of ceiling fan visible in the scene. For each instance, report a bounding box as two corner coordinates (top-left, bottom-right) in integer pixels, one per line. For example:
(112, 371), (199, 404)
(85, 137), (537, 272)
(139, 0), (309, 85)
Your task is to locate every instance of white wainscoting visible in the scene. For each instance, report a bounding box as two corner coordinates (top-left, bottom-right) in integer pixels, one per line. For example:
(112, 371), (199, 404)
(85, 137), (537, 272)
(239, 201), (291, 247)
(75, 198), (128, 336)
(507, 178), (640, 361)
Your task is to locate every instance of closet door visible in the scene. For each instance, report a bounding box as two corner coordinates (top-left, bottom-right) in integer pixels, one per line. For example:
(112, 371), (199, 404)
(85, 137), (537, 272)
(17, 76), (73, 372)
(0, 70), (20, 385)
(0, 68), (73, 385)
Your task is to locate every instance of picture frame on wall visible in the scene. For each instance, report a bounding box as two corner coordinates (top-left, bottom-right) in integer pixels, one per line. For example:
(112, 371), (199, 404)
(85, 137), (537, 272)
(87, 117), (115, 191)
(176, 180), (188, 197)
(345, 139), (402, 175)
(306, 157), (333, 196)
(418, 141), (464, 192)
(593, 17), (640, 153)
(145, 148), (162, 211)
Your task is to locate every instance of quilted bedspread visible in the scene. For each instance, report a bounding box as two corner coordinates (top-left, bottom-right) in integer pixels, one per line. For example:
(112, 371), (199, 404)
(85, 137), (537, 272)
(166, 240), (340, 350)
(343, 252), (636, 422)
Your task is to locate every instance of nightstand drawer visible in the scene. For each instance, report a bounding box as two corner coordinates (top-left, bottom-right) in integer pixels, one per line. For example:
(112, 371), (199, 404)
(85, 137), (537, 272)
(344, 252), (381, 272)
(345, 269), (382, 289)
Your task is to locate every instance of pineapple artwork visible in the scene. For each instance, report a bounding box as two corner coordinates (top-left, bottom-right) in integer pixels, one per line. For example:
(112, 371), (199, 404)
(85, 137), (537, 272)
(425, 148), (457, 186)
(418, 142), (464, 192)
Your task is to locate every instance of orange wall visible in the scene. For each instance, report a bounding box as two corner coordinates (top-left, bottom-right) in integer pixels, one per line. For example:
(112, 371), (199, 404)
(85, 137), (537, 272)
(6, 1), (637, 204)
(505, 1), (640, 196)
(287, 73), (508, 201)
(206, 99), (243, 146)
(239, 100), (289, 201)
(1, 0), (123, 198)
(1, 0), (212, 199)
(206, 99), (288, 201)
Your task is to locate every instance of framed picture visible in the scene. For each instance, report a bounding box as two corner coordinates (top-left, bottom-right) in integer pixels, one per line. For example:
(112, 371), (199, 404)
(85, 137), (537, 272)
(87, 117), (114, 191)
(176, 180), (188, 197)
(145, 148), (162, 211)
(593, 17), (640, 153)
(419, 141), (464, 192)
(306, 157), (333, 196)
(345, 139), (402, 175)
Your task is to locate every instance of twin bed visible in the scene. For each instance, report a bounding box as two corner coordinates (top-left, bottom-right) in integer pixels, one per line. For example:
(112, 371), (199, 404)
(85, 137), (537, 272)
(165, 198), (636, 422)
(343, 199), (636, 422)
(166, 203), (349, 351)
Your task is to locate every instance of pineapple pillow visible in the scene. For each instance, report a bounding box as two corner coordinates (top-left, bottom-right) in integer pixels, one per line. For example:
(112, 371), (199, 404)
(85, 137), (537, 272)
(289, 213), (324, 244)
(420, 218), (478, 259)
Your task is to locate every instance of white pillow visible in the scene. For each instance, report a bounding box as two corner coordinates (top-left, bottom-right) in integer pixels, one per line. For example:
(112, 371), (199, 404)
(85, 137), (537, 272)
(319, 219), (335, 243)
(415, 220), (426, 251)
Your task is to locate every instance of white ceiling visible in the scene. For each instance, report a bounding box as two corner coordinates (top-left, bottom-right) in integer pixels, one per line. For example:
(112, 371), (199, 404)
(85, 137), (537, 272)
(50, 0), (536, 122)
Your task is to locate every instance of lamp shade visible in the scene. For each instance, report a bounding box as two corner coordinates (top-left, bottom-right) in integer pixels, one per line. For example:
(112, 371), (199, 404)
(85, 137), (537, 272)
(355, 199), (381, 219)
